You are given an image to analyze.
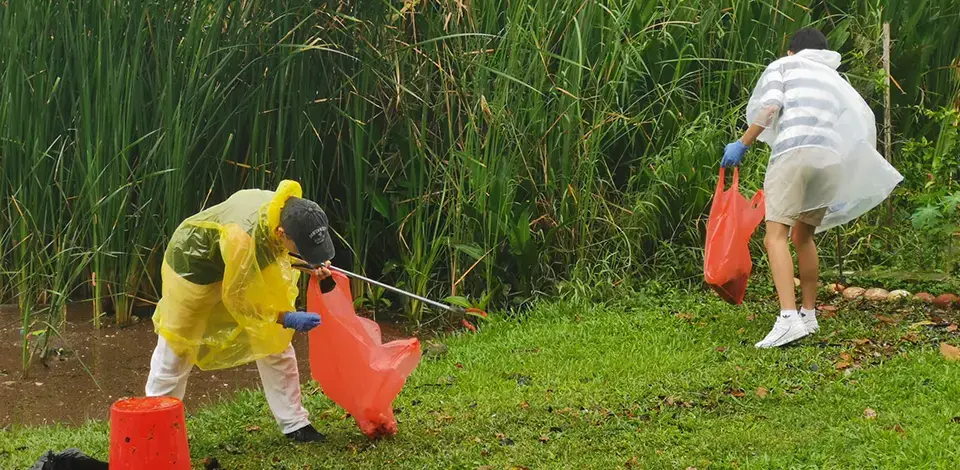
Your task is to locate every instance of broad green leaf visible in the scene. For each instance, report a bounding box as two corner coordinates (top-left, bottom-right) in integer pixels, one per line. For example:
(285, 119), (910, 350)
(444, 296), (472, 308)
(371, 194), (391, 219)
(454, 243), (485, 261)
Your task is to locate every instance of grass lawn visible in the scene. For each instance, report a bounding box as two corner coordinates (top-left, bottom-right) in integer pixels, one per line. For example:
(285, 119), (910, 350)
(2, 286), (960, 469)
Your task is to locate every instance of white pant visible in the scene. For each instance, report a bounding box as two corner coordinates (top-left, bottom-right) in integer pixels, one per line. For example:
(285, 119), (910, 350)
(145, 335), (311, 434)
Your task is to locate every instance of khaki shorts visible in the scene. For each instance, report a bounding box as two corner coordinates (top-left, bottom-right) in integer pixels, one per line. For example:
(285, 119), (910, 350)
(766, 206), (827, 227)
(763, 148), (842, 228)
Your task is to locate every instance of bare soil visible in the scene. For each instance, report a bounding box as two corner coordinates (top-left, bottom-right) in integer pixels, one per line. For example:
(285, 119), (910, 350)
(0, 304), (410, 428)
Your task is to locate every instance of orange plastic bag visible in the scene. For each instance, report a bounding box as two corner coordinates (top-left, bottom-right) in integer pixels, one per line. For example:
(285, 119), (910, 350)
(307, 272), (422, 439)
(704, 168), (765, 305)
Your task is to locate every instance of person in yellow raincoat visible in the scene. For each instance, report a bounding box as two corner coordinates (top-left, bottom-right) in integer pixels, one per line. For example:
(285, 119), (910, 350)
(146, 180), (336, 442)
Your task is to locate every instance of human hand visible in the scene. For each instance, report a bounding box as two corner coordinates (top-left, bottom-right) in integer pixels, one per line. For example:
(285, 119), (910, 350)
(721, 140), (750, 168)
(282, 311), (322, 332)
(294, 260), (332, 280)
(314, 261), (332, 280)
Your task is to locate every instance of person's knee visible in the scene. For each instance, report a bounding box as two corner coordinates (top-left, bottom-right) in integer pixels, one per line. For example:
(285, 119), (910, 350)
(791, 225), (815, 248)
(765, 229), (788, 250)
(790, 231), (806, 248)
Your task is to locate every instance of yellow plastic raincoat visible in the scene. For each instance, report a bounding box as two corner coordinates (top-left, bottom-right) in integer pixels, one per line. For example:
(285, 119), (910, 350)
(153, 181), (305, 370)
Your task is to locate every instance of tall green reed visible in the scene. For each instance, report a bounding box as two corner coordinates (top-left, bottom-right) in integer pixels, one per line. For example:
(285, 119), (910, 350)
(1, 0), (958, 373)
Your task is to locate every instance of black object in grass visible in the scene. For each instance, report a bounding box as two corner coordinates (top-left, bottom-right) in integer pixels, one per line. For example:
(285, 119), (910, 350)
(29, 449), (108, 470)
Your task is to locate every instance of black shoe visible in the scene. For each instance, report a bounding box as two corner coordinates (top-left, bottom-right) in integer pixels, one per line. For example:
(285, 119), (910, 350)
(285, 424), (326, 443)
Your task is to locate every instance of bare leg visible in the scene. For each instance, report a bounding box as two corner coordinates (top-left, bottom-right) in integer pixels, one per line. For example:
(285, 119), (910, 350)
(791, 221), (818, 310)
(764, 221), (796, 311)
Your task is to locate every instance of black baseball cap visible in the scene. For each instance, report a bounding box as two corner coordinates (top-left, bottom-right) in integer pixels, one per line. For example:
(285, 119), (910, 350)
(280, 197), (335, 266)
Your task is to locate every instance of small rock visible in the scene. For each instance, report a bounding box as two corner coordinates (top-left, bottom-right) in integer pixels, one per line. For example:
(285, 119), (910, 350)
(888, 290), (911, 301)
(843, 287), (866, 300)
(914, 292), (936, 303)
(832, 283), (847, 294)
(794, 278), (802, 288)
(934, 294), (959, 308)
(864, 288), (890, 301)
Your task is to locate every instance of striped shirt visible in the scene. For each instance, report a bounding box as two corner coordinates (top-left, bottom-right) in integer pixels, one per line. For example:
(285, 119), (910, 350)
(748, 49), (849, 159)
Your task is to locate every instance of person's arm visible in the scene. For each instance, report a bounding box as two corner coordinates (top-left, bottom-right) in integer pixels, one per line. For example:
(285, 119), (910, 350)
(723, 64), (784, 168)
(744, 63), (784, 146)
(739, 122), (767, 147)
(723, 115), (776, 168)
(220, 224), (321, 333)
(280, 262), (333, 328)
(293, 261), (336, 293)
(293, 261), (332, 279)
(723, 116), (775, 168)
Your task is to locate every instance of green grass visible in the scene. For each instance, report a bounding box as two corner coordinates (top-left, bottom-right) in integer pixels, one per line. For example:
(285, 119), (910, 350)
(3, 288), (959, 469)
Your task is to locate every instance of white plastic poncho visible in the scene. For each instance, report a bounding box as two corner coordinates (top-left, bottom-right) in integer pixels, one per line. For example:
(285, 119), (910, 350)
(746, 49), (903, 232)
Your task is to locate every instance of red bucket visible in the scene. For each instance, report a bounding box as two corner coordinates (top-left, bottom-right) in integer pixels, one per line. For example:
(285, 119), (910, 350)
(109, 397), (190, 469)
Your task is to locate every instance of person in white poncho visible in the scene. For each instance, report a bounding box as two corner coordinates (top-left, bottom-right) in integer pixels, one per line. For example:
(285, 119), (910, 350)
(721, 28), (903, 349)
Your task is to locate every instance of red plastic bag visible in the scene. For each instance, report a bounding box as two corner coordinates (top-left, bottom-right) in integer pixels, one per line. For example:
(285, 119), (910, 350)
(704, 167), (765, 305)
(307, 272), (422, 439)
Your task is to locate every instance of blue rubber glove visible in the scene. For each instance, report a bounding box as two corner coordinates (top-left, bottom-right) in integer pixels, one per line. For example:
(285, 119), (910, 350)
(721, 140), (750, 168)
(283, 312), (321, 332)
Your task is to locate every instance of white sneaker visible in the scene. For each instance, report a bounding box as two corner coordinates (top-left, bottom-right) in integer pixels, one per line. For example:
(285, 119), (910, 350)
(800, 308), (819, 334)
(755, 312), (810, 349)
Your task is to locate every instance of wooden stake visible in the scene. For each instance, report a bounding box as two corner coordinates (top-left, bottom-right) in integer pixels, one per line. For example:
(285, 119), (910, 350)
(883, 22), (893, 225)
(883, 23), (891, 162)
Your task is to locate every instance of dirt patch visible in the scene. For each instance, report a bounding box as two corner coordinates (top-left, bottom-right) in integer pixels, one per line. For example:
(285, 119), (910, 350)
(0, 304), (414, 428)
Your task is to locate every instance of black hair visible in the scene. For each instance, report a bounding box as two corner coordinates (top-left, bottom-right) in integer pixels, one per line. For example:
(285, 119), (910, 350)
(789, 28), (829, 53)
